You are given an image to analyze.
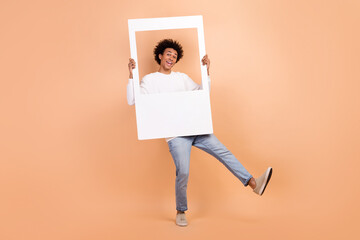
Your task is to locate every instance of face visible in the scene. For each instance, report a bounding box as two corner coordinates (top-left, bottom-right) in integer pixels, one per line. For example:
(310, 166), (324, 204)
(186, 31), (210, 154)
(159, 48), (178, 71)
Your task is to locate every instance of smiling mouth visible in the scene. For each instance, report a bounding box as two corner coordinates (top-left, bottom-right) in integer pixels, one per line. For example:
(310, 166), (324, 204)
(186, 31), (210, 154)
(166, 61), (173, 66)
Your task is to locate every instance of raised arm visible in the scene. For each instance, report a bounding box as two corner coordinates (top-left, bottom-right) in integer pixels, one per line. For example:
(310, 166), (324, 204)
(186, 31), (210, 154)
(202, 54), (211, 91)
(201, 54), (210, 76)
(127, 58), (136, 105)
(128, 58), (136, 79)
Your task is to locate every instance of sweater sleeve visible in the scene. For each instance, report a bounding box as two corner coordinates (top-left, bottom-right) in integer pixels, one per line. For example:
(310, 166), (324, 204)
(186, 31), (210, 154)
(127, 79), (135, 105)
(182, 73), (211, 92)
(127, 77), (151, 105)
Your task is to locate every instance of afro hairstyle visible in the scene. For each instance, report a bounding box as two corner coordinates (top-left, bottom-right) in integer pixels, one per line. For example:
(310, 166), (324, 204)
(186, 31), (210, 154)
(153, 39), (184, 65)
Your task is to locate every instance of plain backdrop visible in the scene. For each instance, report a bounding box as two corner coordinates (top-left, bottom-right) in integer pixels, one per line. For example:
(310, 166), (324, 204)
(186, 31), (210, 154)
(1, 0), (359, 240)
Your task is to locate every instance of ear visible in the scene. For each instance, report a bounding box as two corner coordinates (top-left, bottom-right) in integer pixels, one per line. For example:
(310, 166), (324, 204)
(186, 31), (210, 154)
(158, 53), (162, 60)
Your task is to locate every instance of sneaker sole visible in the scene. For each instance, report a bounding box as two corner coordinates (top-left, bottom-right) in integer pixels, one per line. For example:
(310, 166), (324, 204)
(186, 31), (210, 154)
(259, 167), (272, 196)
(176, 222), (188, 227)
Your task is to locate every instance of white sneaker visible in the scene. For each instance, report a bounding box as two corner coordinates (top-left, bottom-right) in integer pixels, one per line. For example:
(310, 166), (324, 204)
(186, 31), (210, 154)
(176, 212), (188, 227)
(253, 167), (273, 196)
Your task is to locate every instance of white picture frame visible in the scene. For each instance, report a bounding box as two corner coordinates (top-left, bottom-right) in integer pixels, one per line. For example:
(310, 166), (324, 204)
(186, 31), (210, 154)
(128, 15), (213, 140)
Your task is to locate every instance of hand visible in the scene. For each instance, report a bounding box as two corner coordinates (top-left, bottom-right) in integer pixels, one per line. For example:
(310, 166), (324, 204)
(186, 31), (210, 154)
(128, 58), (136, 79)
(201, 54), (210, 75)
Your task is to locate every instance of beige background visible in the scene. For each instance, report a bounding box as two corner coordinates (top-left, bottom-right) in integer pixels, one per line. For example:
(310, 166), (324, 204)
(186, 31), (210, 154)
(1, 0), (359, 239)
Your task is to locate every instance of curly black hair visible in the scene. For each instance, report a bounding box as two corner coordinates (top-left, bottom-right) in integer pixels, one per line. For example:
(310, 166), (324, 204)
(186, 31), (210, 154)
(153, 39), (184, 65)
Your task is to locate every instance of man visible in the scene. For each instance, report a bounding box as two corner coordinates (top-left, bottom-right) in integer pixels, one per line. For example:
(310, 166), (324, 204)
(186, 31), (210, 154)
(127, 39), (272, 227)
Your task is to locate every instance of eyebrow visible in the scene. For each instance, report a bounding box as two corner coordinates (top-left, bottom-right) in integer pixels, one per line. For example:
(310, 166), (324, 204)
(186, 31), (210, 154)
(166, 50), (177, 56)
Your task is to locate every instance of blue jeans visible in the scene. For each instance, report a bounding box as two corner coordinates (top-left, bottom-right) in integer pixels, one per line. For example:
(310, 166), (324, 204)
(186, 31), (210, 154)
(167, 134), (253, 212)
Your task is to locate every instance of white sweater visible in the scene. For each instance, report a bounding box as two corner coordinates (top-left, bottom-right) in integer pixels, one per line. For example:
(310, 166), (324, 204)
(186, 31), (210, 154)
(127, 71), (211, 141)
